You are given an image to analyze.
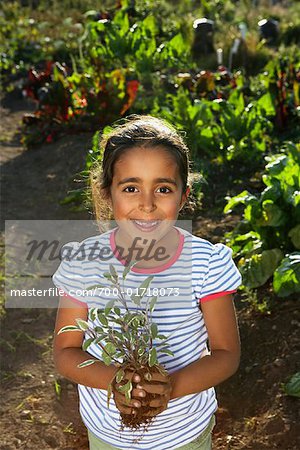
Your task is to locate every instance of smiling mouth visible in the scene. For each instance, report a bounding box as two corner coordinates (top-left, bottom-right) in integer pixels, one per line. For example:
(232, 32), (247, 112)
(131, 219), (161, 231)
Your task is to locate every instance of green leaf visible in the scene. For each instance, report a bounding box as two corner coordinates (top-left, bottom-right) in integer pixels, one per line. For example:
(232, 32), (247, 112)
(228, 89), (245, 115)
(150, 323), (158, 339)
(95, 334), (106, 344)
(142, 15), (157, 36)
(109, 264), (118, 281)
(138, 347), (145, 356)
(104, 342), (116, 355)
(122, 260), (137, 279)
(257, 92), (276, 116)
(130, 294), (141, 306)
(117, 380), (132, 403)
(102, 352), (112, 366)
(105, 299), (115, 315)
(98, 314), (108, 327)
(283, 372), (300, 398)
(88, 308), (98, 322)
(149, 347), (157, 367)
(116, 369), (125, 383)
(149, 295), (157, 313)
(160, 348), (174, 356)
(77, 359), (96, 368)
(138, 276), (154, 297)
(224, 191), (256, 214)
(113, 307), (121, 316)
(289, 225), (300, 249)
(103, 272), (113, 281)
(257, 200), (286, 227)
(107, 383), (113, 408)
(88, 283), (106, 290)
(157, 334), (167, 340)
(82, 337), (94, 351)
(273, 253), (300, 297)
(57, 325), (81, 334)
(241, 249), (283, 288)
(75, 319), (89, 331)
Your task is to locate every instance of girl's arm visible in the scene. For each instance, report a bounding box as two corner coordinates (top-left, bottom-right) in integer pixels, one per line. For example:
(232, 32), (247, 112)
(134, 294), (240, 404)
(53, 296), (117, 389)
(169, 294), (240, 399)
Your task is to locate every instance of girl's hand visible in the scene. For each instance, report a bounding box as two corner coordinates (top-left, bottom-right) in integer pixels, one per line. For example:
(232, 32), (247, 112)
(113, 370), (172, 417)
(112, 369), (147, 415)
(132, 371), (172, 417)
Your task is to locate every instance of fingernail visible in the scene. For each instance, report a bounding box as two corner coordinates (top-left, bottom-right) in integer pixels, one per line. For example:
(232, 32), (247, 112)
(136, 384), (143, 389)
(133, 375), (141, 382)
(134, 401), (141, 407)
(138, 391), (145, 397)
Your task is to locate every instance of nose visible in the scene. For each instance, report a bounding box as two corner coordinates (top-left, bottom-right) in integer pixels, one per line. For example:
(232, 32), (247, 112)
(138, 191), (157, 213)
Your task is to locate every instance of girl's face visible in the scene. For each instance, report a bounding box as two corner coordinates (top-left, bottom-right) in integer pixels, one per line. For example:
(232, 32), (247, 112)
(107, 146), (189, 246)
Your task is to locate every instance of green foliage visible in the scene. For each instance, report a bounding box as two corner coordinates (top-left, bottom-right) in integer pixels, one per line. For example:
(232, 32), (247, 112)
(224, 142), (300, 296)
(0, 2), (80, 87)
(273, 254), (300, 298)
(152, 83), (273, 165)
(283, 372), (300, 398)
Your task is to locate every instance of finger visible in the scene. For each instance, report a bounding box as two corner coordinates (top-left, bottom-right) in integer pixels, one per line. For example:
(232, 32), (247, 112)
(115, 404), (138, 415)
(136, 382), (171, 395)
(113, 391), (142, 409)
(147, 397), (167, 408)
(131, 388), (146, 399)
(122, 370), (141, 383)
(114, 384), (146, 400)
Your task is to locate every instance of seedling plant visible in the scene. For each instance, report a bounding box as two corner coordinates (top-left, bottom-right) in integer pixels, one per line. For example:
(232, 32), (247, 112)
(58, 261), (175, 430)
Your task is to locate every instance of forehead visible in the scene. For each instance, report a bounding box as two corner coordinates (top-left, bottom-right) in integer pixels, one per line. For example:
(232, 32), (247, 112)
(114, 146), (178, 171)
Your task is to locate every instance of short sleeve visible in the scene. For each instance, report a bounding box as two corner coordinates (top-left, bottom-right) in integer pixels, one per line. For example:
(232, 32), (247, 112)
(52, 241), (87, 307)
(197, 243), (242, 303)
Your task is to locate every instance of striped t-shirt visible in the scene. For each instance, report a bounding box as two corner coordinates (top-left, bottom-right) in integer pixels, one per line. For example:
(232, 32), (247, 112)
(52, 226), (241, 450)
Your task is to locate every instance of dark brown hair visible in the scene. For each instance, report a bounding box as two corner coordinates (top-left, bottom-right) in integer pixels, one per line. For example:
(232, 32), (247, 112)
(90, 115), (195, 221)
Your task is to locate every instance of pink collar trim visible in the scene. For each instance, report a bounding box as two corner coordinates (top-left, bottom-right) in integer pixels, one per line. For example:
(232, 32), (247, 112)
(109, 227), (184, 274)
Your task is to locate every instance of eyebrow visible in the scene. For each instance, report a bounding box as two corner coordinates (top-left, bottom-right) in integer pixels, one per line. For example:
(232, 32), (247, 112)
(117, 177), (178, 186)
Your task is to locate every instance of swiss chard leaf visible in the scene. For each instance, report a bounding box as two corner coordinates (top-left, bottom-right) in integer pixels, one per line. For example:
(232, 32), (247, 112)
(273, 253), (300, 297)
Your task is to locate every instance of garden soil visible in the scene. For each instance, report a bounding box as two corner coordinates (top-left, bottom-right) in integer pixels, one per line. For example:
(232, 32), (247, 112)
(1, 93), (299, 450)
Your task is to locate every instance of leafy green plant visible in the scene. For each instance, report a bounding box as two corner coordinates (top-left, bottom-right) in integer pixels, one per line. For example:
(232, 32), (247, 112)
(240, 286), (272, 315)
(58, 262), (179, 430)
(224, 142), (300, 296)
(283, 372), (300, 398)
(152, 82), (273, 165)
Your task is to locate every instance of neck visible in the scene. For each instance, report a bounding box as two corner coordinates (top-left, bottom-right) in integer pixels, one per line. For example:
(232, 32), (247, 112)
(114, 227), (179, 269)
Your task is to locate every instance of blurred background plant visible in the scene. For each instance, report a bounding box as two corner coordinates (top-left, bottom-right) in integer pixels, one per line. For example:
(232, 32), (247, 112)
(1, 0), (299, 299)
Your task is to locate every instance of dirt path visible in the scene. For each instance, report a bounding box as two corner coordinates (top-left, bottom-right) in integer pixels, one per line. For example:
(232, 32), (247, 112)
(1, 93), (299, 450)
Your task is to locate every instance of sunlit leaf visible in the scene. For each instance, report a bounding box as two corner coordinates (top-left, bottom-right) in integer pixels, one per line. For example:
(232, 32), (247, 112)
(82, 337), (94, 351)
(273, 253), (300, 297)
(77, 359), (96, 368)
(75, 319), (89, 331)
(241, 249), (283, 288)
(57, 325), (81, 334)
(149, 347), (157, 367)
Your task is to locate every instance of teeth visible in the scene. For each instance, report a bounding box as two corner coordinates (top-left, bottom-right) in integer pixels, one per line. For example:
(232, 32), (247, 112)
(134, 220), (158, 227)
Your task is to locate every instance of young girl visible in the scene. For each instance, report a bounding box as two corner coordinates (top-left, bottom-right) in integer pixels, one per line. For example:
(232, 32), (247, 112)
(53, 115), (241, 450)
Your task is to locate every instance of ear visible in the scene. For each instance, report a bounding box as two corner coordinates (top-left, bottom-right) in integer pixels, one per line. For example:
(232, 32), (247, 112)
(180, 186), (190, 210)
